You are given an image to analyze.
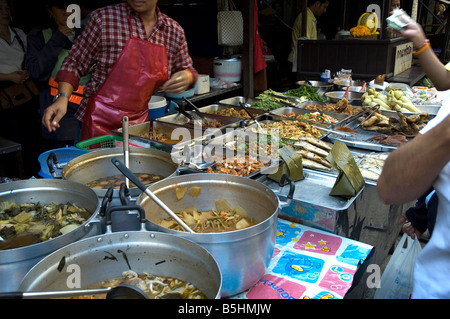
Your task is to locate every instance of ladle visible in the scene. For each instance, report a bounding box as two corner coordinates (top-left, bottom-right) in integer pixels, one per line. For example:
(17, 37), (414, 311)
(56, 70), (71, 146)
(0, 284), (148, 299)
(182, 97), (206, 119)
(122, 116), (130, 189)
(111, 158), (195, 233)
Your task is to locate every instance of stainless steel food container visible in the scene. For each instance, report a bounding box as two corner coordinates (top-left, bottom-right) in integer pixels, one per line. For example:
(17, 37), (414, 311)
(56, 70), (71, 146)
(137, 173), (283, 297)
(269, 106), (351, 127)
(296, 80), (333, 96)
(18, 206), (222, 299)
(0, 179), (101, 292)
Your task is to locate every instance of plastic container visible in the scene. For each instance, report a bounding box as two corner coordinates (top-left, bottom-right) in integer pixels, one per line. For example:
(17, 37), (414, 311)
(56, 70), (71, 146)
(38, 146), (89, 179)
(76, 135), (124, 151)
(148, 95), (168, 120)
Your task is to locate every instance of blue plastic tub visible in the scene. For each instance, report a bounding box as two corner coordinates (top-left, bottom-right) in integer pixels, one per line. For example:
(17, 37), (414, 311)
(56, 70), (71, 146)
(38, 146), (89, 179)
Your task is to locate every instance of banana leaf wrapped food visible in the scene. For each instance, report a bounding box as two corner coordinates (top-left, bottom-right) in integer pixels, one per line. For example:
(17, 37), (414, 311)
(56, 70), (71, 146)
(326, 141), (365, 198)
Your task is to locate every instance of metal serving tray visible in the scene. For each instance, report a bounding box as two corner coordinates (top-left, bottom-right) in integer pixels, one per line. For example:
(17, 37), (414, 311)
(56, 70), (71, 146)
(198, 103), (266, 119)
(255, 172), (364, 232)
(155, 111), (243, 132)
(114, 121), (208, 153)
(218, 96), (258, 107)
(269, 106), (351, 127)
(380, 104), (441, 116)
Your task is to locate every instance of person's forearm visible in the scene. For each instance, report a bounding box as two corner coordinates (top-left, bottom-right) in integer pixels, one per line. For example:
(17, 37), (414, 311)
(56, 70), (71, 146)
(57, 82), (74, 97)
(377, 119), (450, 204)
(416, 44), (450, 91)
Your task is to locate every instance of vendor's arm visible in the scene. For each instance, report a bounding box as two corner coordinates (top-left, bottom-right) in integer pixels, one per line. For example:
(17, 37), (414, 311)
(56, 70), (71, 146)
(41, 81), (74, 132)
(160, 23), (197, 94)
(377, 114), (450, 204)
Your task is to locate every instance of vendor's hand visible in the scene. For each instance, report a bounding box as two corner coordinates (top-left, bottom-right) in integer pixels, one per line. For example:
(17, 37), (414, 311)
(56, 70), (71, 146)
(9, 70), (29, 84)
(396, 214), (423, 240)
(42, 98), (68, 133)
(160, 70), (192, 94)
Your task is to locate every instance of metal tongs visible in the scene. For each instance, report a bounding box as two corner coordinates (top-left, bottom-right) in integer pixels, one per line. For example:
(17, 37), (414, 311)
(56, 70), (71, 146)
(182, 97), (206, 119)
(175, 106), (194, 121)
(239, 102), (262, 130)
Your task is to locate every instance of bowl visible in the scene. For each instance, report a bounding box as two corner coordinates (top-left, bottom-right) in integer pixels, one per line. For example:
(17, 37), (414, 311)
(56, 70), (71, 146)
(325, 91), (363, 105)
(165, 88), (195, 99)
(333, 79), (366, 91)
(296, 80), (333, 96)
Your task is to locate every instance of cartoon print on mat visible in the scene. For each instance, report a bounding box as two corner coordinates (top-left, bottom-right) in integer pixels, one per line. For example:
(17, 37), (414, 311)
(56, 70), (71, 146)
(318, 265), (355, 297)
(294, 230), (342, 255)
(272, 250), (324, 283)
(336, 244), (373, 266)
(246, 274), (306, 299)
(276, 220), (302, 246)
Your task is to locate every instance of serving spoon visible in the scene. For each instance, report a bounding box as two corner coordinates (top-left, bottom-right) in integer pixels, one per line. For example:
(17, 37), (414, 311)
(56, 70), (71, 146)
(111, 158), (195, 233)
(0, 284), (148, 299)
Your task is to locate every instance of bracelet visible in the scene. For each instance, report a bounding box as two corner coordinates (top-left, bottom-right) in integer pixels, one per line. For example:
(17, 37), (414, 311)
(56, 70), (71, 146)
(413, 40), (430, 56)
(183, 70), (193, 85)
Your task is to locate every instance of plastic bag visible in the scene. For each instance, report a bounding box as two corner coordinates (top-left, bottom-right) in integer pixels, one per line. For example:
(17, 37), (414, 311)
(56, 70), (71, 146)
(374, 233), (422, 299)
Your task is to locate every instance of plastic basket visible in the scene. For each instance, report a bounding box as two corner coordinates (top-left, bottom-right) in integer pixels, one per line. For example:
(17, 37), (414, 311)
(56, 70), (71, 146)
(38, 146), (89, 179)
(76, 135), (124, 151)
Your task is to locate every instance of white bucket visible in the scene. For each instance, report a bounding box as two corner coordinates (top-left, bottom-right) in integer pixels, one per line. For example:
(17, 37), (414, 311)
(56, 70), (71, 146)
(213, 58), (241, 82)
(148, 95), (167, 109)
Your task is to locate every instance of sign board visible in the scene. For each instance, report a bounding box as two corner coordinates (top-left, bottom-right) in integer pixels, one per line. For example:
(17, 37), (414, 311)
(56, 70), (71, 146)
(394, 42), (413, 76)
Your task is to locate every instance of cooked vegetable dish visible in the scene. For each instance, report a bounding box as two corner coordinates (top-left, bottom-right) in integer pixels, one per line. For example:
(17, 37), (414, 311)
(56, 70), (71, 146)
(86, 173), (163, 189)
(0, 201), (91, 249)
(157, 199), (257, 233)
(74, 270), (206, 299)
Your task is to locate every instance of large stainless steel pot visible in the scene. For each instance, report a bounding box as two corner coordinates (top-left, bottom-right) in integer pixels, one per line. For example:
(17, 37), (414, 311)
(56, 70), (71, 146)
(137, 173), (286, 297)
(18, 206), (222, 299)
(61, 148), (178, 199)
(0, 179), (101, 292)
(60, 148), (179, 231)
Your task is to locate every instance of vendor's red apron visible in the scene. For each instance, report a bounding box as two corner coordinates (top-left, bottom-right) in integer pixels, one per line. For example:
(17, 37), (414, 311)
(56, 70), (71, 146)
(81, 16), (168, 140)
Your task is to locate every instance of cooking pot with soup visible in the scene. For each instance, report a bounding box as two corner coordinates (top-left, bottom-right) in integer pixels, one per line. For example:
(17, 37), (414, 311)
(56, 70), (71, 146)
(0, 179), (101, 292)
(58, 148), (178, 231)
(137, 173), (293, 297)
(18, 205), (222, 299)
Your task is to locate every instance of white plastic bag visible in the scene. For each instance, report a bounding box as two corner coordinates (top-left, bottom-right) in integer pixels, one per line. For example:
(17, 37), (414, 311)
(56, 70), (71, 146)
(374, 233), (422, 299)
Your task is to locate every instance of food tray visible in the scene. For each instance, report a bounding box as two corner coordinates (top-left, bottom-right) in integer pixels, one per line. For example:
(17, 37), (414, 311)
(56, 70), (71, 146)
(218, 96), (258, 107)
(155, 111), (243, 132)
(198, 103), (266, 119)
(114, 121), (214, 153)
(255, 172), (364, 232)
(380, 104), (441, 116)
(324, 119), (402, 152)
(244, 115), (328, 142)
(269, 106), (351, 127)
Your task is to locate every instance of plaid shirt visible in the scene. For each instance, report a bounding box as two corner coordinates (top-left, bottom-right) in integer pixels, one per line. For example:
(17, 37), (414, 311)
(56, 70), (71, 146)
(56, 2), (197, 121)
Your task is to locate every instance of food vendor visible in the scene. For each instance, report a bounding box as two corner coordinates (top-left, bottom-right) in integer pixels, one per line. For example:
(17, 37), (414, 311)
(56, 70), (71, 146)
(41, 0), (197, 141)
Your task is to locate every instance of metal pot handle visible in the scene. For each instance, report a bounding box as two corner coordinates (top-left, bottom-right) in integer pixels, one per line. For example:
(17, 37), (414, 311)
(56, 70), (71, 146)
(119, 183), (131, 205)
(46, 152), (63, 179)
(277, 174), (295, 208)
(105, 205), (146, 233)
(99, 187), (114, 217)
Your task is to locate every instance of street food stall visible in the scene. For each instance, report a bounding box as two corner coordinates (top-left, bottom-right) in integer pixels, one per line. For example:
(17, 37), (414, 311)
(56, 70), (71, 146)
(1, 0), (446, 301)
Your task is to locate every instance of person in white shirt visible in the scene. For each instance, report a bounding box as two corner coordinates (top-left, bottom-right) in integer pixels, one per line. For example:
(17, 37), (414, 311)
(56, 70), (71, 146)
(377, 15), (450, 298)
(0, 0), (41, 178)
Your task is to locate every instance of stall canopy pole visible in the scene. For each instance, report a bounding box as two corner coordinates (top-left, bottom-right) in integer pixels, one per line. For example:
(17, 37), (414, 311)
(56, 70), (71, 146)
(243, 0), (254, 98)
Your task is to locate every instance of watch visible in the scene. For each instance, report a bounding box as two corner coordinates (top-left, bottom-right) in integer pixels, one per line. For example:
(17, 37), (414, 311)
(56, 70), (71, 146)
(53, 92), (70, 102)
